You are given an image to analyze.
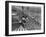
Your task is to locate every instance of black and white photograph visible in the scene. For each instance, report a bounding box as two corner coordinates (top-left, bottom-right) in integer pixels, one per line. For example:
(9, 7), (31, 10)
(12, 6), (41, 31)
(5, 1), (45, 36)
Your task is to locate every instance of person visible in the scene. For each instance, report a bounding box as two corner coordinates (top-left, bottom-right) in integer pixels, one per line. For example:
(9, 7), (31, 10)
(19, 15), (27, 28)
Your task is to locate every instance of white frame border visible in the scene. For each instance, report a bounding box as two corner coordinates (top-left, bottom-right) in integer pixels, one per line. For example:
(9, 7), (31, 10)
(9, 3), (44, 35)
